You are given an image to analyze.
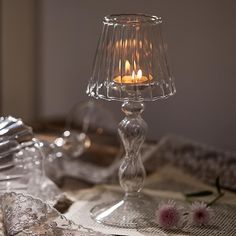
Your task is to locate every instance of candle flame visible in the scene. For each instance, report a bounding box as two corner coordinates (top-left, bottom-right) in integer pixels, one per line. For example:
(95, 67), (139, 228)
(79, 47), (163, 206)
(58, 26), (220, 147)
(122, 60), (143, 82)
(132, 71), (135, 79)
(137, 69), (142, 79)
(125, 60), (131, 73)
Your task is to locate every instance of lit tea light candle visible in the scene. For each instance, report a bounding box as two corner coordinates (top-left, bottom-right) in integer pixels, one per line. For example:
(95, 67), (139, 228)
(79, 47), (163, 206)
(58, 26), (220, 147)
(114, 60), (151, 84)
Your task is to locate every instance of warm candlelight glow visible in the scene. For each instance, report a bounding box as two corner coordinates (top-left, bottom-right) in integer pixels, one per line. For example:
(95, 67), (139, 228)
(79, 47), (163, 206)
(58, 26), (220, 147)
(114, 60), (152, 84)
(137, 69), (142, 79)
(125, 60), (131, 74)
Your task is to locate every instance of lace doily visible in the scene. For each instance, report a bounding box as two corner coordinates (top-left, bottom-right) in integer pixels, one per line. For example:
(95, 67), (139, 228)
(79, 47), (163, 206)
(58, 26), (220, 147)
(0, 192), (109, 236)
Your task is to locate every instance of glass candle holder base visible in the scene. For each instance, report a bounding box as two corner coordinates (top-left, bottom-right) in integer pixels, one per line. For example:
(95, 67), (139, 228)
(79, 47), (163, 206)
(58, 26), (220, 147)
(90, 194), (155, 228)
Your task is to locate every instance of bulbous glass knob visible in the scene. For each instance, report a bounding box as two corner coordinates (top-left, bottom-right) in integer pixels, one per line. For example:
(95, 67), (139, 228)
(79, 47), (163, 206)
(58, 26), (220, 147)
(118, 102), (147, 195)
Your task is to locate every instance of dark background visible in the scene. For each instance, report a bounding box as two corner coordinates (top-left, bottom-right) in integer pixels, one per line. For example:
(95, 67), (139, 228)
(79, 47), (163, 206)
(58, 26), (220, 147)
(1, 0), (236, 150)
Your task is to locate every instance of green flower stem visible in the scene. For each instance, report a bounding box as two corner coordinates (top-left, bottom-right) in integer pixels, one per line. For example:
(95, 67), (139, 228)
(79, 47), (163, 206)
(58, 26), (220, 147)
(207, 192), (225, 207)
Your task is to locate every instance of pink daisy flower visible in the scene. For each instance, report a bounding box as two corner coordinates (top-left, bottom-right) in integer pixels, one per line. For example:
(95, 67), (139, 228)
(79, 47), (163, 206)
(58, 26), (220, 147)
(156, 200), (183, 229)
(189, 202), (214, 226)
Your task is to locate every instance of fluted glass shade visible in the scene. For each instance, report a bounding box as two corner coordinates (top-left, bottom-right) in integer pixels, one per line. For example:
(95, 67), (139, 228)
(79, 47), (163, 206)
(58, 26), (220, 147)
(87, 14), (176, 102)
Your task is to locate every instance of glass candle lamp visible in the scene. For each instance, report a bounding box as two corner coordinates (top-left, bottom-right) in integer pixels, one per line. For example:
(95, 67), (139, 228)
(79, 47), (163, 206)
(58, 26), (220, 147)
(87, 14), (176, 228)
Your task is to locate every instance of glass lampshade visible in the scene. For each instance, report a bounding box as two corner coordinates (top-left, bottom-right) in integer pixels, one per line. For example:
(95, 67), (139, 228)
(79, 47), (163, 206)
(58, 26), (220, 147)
(87, 14), (176, 102)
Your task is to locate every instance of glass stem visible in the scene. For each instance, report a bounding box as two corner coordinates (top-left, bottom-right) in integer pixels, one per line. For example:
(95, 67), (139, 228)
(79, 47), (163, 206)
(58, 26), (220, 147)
(118, 101), (147, 197)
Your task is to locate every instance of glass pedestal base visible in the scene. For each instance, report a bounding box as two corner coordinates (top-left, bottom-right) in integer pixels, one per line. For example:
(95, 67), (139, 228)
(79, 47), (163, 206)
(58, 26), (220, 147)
(90, 194), (155, 228)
